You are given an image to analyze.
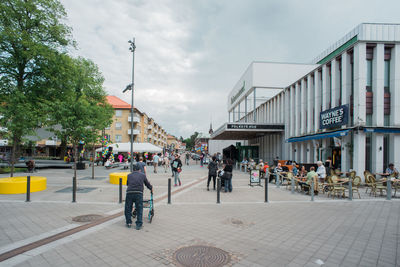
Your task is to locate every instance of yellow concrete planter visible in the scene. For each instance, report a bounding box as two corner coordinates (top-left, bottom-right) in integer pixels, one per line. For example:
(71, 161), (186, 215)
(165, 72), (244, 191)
(109, 172), (129, 185)
(0, 176), (47, 194)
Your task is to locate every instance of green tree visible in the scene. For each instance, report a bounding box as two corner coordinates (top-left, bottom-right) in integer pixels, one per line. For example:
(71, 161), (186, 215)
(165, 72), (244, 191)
(48, 56), (113, 185)
(0, 0), (73, 176)
(183, 131), (199, 151)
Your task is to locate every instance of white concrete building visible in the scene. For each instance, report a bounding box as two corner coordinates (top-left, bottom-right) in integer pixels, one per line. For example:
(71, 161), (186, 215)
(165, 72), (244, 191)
(212, 23), (400, 179)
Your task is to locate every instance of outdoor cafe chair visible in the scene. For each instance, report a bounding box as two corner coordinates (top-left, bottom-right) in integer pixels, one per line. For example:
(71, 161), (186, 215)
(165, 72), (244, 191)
(325, 175), (346, 199)
(368, 175), (387, 197)
(349, 176), (362, 199)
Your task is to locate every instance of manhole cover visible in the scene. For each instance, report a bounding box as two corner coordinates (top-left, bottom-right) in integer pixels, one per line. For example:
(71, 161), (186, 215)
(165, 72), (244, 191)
(231, 219), (243, 225)
(72, 214), (103, 222)
(173, 245), (231, 267)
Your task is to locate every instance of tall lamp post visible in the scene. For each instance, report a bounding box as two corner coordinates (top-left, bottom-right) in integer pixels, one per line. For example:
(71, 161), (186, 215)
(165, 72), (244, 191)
(123, 38), (136, 172)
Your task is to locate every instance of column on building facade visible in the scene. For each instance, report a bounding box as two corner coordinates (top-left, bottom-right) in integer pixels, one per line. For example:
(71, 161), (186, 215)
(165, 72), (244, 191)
(331, 59), (338, 108)
(373, 44), (385, 126)
(341, 52), (352, 171)
(341, 134), (351, 172)
(322, 64), (329, 111)
(354, 130), (366, 180)
(300, 142), (306, 163)
(290, 86), (295, 136)
(306, 142), (311, 163)
(253, 88), (256, 122)
(314, 70), (321, 131)
(371, 134), (384, 173)
(284, 90), (290, 159)
(352, 42), (367, 177)
(353, 42), (367, 126)
(307, 75), (313, 134)
(390, 44), (400, 167)
(371, 44), (385, 173)
(295, 82), (300, 136)
(300, 78), (307, 135)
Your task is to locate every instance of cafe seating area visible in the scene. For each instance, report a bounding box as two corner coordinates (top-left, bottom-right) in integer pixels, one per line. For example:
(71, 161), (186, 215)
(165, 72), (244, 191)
(261, 166), (399, 200)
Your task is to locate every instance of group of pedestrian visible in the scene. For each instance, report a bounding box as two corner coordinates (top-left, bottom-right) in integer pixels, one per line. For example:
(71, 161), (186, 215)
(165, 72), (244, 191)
(207, 157), (234, 193)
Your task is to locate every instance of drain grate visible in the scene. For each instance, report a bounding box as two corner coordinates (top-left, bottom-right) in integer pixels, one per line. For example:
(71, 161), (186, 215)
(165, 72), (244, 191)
(55, 187), (97, 193)
(173, 245), (231, 267)
(72, 214), (104, 223)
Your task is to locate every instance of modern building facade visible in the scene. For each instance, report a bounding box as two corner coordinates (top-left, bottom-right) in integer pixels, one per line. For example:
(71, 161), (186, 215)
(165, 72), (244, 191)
(105, 96), (168, 148)
(212, 23), (400, 179)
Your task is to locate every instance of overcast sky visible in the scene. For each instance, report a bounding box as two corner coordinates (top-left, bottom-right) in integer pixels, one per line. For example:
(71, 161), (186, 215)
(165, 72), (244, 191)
(61, 0), (400, 138)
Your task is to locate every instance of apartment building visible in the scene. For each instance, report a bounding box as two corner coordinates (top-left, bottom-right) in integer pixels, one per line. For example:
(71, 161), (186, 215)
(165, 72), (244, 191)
(105, 96), (168, 148)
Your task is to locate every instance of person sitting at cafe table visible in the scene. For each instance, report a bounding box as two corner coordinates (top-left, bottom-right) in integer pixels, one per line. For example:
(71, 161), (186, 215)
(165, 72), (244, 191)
(385, 163), (399, 178)
(316, 161), (326, 183)
(299, 167), (318, 194)
(298, 166), (307, 178)
(257, 159), (265, 178)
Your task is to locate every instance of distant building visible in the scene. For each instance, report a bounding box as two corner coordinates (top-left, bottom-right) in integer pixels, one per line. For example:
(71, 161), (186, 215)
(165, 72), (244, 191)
(105, 96), (168, 148)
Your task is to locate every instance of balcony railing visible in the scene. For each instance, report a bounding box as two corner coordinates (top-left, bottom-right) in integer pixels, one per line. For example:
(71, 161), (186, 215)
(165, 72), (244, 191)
(128, 116), (140, 123)
(128, 129), (140, 135)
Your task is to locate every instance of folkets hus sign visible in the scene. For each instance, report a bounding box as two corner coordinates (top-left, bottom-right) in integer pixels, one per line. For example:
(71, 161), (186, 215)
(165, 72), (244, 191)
(320, 104), (349, 129)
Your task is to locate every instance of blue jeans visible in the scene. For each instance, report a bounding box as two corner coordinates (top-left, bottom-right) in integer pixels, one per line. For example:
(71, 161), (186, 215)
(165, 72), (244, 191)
(173, 170), (181, 185)
(224, 178), (232, 192)
(125, 192), (143, 227)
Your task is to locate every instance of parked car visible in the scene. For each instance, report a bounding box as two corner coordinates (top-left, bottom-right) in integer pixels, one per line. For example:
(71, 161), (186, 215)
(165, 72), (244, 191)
(191, 154), (200, 160)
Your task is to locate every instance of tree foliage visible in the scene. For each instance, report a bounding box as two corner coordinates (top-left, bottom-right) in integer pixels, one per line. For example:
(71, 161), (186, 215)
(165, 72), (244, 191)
(0, 0), (73, 175)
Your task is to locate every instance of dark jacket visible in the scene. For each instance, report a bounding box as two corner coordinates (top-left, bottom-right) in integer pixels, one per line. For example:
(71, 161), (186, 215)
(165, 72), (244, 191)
(126, 171), (152, 193)
(208, 161), (218, 175)
(223, 163), (233, 179)
(171, 158), (182, 171)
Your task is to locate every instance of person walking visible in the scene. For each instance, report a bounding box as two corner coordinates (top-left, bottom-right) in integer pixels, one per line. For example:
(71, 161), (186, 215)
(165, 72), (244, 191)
(185, 152), (190, 165)
(137, 157), (147, 175)
(200, 152), (204, 167)
(207, 156), (218, 191)
(124, 164), (153, 230)
(162, 155), (170, 173)
(153, 153), (160, 173)
(223, 159), (233, 192)
(171, 154), (182, 186)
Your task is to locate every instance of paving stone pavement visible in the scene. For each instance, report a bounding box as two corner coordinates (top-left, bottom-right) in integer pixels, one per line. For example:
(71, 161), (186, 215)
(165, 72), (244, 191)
(0, 163), (399, 266)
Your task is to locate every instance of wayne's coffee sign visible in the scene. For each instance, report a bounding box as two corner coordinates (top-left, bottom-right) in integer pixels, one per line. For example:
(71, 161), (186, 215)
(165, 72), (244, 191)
(320, 104), (349, 129)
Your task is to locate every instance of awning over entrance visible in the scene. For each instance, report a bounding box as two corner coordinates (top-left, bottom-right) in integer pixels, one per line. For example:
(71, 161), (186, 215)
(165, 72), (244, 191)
(286, 129), (350, 143)
(211, 123), (284, 140)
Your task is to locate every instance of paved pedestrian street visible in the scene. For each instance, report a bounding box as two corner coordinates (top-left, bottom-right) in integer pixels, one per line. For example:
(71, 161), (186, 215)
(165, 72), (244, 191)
(0, 165), (399, 266)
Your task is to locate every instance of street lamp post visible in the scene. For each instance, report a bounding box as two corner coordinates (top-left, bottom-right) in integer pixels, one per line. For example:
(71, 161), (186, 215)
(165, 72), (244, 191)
(128, 38), (136, 172)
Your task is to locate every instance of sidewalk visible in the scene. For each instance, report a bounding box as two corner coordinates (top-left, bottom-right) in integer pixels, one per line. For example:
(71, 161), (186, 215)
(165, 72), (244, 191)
(0, 164), (399, 266)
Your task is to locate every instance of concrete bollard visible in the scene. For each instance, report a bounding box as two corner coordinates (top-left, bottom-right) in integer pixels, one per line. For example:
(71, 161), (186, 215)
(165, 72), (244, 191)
(217, 178), (221, 204)
(119, 178), (122, 204)
(168, 178), (171, 204)
(72, 175), (77, 203)
(387, 177), (392, 200)
(26, 176), (31, 202)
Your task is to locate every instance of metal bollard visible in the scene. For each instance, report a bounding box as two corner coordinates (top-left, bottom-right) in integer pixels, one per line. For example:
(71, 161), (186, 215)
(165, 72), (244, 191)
(119, 178), (122, 204)
(26, 176), (31, 202)
(72, 175), (77, 203)
(348, 177), (353, 201)
(264, 177), (269, 203)
(276, 174), (280, 188)
(387, 177), (392, 200)
(217, 178), (221, 204)
(168, 178), (171, 204)
(291, 176), (295, 194)
(311, 179), (314, 202)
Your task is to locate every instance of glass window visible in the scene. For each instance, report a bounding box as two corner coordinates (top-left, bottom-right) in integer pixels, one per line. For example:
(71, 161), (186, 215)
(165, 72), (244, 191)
(115, 122), (122, 130)
(115, 110), (122, 117)
(366, 60), (372, 90)
(384, 60), (390, 93)
(366, 114), (372, 127)
(105, 126), (110, 130)
(115, 135), (122, 142)
(384, 115), (390, 126)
